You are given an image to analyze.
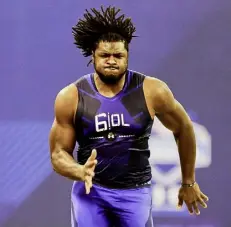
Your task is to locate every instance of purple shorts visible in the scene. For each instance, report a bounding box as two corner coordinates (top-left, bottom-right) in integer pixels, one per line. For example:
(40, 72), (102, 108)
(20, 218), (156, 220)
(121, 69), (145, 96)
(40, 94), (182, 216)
(71, 181), (154, 227)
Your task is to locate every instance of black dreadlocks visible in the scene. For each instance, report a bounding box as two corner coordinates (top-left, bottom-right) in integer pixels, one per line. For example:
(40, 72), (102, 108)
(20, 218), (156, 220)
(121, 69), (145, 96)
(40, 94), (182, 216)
(72, 6), (137, 57)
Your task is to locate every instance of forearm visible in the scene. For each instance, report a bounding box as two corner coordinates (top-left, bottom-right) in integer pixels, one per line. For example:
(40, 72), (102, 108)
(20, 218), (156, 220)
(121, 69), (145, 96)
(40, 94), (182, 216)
(174, 122), (196, 184)
(51, 149), (84, 181)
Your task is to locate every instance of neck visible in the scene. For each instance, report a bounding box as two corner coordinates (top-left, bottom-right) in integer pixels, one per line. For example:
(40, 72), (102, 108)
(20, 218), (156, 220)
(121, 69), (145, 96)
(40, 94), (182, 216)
(93, 72), (126, 98)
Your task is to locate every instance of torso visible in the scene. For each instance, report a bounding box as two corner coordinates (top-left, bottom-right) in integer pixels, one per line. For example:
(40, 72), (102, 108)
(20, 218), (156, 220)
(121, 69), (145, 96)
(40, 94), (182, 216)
(73, 70), (156, 188)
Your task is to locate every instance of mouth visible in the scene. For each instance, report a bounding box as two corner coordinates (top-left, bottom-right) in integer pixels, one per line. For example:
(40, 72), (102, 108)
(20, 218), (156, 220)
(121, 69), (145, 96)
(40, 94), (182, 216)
(105, 67), (119, 70)
(105, 66), (119, 70)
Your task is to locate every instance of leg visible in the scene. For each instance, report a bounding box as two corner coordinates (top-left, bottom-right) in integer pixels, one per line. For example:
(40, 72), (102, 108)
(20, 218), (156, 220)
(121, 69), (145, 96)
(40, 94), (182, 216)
(71, 181), (110, 227)
(112, 186), (154, 227)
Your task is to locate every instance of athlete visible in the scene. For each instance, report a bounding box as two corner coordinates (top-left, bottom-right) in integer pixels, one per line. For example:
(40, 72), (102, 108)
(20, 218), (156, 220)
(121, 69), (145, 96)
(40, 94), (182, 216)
(49, 6), (209, 227)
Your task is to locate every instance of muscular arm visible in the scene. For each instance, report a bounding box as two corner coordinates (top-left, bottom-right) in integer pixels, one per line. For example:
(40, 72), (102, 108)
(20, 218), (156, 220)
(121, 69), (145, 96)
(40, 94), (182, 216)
(49, 84), (84, 181)
(151, 79), (196, 184)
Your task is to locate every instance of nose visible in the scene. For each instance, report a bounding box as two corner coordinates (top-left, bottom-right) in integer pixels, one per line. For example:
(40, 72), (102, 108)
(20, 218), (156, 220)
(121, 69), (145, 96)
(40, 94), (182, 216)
(107, 56), (116, 65)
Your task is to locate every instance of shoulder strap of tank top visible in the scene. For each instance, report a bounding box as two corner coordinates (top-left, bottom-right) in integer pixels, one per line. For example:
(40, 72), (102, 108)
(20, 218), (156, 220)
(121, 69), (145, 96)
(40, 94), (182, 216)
(125, 70), (145, 92)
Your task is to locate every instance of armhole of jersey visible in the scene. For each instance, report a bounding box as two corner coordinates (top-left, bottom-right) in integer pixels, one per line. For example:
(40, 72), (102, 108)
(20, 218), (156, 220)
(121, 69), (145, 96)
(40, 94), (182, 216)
(131, 71), (153, 121)
(72, 75), (89, 124)
(142, 76), (155, 121)
(73, 85), (80, 126)
(128, 70), (145, 90)
(72, 79), (83, 129)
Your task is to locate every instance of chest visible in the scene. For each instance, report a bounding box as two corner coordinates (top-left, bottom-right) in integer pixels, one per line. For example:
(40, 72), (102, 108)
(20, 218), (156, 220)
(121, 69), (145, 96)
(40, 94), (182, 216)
(78, 93), (152, 137)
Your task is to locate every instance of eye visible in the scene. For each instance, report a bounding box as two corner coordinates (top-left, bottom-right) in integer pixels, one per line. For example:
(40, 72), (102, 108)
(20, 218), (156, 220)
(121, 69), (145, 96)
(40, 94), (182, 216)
(100, 53), (110, 58)
(114, 54), (123, 59)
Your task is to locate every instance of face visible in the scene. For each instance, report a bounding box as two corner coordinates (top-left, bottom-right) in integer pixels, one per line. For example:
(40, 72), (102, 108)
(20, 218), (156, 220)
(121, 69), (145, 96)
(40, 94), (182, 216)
(93, 41), (128, 85)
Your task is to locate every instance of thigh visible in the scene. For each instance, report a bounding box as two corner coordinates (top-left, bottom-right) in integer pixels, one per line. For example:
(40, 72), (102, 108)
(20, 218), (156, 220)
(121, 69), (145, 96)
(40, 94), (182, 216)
(114, 186), (154, 227)
(71, 182), (110, 227)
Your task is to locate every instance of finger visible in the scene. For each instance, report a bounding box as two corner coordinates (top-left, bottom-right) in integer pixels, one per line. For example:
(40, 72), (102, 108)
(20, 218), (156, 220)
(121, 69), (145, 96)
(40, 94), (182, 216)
(85, 176), (92, 194)
(88, 177), (93, 189)
(185, 202), (194, 215)
(197, 198), (207, 208)
(177, 197), (183, 209)
(88, 149), (97, 161)
(86, 177), (92, 190)
(85, 160), (97, 168)
(88, 177), (93, 190)
(85, 169), (95, 177)
(192, 202), (200, 215)
(85, 181), (90, 194)
(200, 192), (209, 202)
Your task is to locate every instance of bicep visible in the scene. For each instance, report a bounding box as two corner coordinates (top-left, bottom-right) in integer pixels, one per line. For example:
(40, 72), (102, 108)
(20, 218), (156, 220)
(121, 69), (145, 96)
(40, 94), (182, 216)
(49, 84), (78, 156)
(156, 100), (192, 134)
(49, 119), (76, 156)
(153, 81), (192, 134)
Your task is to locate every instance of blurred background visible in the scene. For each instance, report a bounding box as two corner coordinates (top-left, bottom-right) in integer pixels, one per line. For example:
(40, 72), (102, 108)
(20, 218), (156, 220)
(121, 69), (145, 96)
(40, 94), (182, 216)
(1, 0), (230, 226)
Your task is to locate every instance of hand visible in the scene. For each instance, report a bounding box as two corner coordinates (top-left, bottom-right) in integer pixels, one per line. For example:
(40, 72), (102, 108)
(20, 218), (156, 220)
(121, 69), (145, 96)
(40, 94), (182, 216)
(81, 149), (97, 194)
(177, 182), (209, 215)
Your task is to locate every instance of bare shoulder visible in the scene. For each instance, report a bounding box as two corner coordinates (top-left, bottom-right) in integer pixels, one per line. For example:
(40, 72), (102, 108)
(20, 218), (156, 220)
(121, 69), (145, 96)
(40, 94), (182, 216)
(143, 76), (175, 114)
(54, 83), (78, 123)
(143, 75), (170, 91)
